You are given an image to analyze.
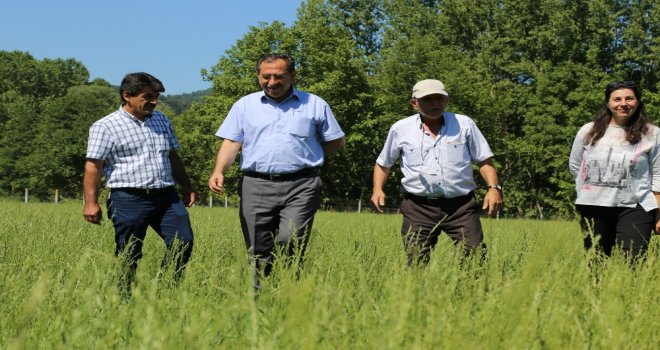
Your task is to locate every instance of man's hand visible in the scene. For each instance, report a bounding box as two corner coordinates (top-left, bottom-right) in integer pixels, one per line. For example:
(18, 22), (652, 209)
(83, 202), (102, 224)
(183, 189), (197, 207)
(371, 164), (391, 213)
(482, 188), (503, 217)
(370, 190), (386, 213)
(83, 159), (104, 225)
(209, 173), (225, 194)
(208, 139), (241, 195)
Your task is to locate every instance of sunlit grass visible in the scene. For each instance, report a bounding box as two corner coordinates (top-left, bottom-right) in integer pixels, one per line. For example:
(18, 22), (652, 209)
(0, 201), (658, 349)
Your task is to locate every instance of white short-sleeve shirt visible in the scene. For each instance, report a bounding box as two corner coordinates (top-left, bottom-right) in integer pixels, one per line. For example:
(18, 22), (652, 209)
(377, 112), (494, 198)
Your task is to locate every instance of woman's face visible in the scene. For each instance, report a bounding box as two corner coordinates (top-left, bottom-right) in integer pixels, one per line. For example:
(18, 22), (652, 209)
(608, 88), (639, 126)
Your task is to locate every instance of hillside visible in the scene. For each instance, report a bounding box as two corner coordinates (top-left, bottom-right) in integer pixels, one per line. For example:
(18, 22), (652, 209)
(161, 88), (212, 114)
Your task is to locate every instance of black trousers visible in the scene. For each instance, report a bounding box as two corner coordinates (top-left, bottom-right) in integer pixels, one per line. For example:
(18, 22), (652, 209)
(576, 204), (654, 258)
(399, 193), (485, 265)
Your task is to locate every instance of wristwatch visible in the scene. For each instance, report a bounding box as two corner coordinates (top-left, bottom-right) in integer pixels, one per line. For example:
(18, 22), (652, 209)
(488, 184), (502, 191)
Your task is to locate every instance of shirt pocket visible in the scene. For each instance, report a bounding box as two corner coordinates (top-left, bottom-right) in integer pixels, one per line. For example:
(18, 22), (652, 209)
(443, 139), (469, 163)
(288, 117), (314, 138)
(402, 147), (423, 169)
(113, 139), (142, 157)
(149, 131), (173, 154)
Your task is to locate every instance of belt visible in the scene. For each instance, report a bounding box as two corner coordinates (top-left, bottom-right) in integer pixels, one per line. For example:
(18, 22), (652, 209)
(242, 167), (318, 181)
(112, 186), (174, 195)
(404, 192), (474, 204)
(404, 193), (446, 203)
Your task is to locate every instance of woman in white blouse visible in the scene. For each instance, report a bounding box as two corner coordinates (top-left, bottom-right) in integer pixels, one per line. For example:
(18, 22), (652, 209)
(569, 81), (659, 259)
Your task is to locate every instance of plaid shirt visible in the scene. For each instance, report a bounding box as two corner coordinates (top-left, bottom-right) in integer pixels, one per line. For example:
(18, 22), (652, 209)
(86, 107), (180, 189)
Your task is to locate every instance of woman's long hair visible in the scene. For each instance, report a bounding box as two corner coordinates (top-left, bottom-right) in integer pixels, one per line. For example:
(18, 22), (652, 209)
(584, 81), (650, 146)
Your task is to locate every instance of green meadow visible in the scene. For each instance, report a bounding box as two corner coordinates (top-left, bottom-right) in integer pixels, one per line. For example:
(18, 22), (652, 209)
(1, 201), (658, 349)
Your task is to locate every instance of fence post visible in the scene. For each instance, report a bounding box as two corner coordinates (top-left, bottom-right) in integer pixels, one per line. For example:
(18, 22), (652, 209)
(55, 189), (59, 204)
(224, 196), (228, 208)
(24, 188), (28, 203)
(357, 199), (362, 213)
(209, 195), (213, 208)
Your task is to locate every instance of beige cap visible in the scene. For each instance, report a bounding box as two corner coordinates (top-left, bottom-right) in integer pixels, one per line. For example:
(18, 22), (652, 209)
(412, 79), (448, 98)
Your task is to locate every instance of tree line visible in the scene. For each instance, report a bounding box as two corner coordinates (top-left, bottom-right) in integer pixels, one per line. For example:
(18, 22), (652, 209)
(1, 0), (658, 218)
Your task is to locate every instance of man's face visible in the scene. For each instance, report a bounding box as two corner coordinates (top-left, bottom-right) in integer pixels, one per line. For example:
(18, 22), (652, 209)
(123, 86), (159, 120)
(258, 58), (295, 102)
(411, 94), (448, 119)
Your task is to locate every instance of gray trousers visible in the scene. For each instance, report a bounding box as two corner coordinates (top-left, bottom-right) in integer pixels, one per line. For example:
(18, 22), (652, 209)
(239, 174), (322, 278)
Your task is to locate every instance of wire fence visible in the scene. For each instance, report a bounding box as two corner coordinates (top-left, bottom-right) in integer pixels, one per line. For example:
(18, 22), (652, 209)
(14, 190), (508, 219)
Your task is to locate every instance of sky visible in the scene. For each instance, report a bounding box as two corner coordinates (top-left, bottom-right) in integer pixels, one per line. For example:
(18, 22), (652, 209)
(0, 0), (303, 95)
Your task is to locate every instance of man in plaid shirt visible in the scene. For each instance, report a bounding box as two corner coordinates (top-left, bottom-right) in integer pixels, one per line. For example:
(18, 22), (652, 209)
(83, 72), (195, 297)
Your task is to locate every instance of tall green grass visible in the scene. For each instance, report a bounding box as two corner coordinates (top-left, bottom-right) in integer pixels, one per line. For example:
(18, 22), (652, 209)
(1, 201), (658, 349)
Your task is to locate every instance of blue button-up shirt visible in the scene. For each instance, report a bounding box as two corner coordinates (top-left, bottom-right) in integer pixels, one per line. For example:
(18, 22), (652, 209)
(86, 108), (179, 189)
(377, 113), (494, 198)
(216, 88), (345, 173)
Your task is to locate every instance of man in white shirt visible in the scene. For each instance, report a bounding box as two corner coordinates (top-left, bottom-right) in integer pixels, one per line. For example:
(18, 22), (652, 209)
(370, 79), (502, 265)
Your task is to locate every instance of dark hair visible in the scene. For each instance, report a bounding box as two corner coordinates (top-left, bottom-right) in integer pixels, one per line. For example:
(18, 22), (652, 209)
(119, 72), (165, 102)
(584, 81), (650, 145)
(256, 53), (296, 73)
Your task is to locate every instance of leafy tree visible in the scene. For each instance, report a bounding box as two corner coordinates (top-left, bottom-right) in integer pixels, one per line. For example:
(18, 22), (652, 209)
(289, 0), (376, 201)
(325, 0), (385, 63)
(39, 58), (90, 98)
(0, 51), (43, 96)
(0, 51), (104, 198)
(171, 96), (233, 204)
(21, 85), (118, 198)
(0, 91), (39, 195)
(2, 2), (660, 216)
(0, 51), (89, 98)
(160, 89), (212, 114)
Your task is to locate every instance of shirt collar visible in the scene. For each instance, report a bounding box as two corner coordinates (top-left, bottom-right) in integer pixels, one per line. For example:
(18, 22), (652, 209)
(417, 113), (445, 134)
(119, 105), (152, 123)
(260, 87), (300, 104)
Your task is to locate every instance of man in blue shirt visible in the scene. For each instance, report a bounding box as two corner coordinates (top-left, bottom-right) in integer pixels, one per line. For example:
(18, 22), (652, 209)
(83, 72), (195, 298)
(371, 79), (502, 265)
(209, 53), (345, 284)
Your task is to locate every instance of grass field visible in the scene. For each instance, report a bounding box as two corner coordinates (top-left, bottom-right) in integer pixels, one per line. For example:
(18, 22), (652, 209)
(1, 201), (658, 349)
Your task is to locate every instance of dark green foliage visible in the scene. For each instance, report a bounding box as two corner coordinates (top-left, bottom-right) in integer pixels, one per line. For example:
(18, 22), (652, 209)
(0, 51), (112, 199)
(160, 89), (212, 114)
(2, 0), (660, 217)
(28, 85), (118, 197)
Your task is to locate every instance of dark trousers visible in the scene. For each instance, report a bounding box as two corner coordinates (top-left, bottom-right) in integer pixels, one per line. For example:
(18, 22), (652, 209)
(576, 204), (654, 258)
(107, 187), (194, 293)
(239, 174), (322, 282)
(400, 193), (485, 265)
